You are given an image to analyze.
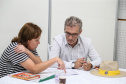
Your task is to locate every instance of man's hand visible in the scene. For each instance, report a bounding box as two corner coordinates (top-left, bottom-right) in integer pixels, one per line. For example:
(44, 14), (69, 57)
(74, 58), (84, 69)
(83, 61), (92, 71)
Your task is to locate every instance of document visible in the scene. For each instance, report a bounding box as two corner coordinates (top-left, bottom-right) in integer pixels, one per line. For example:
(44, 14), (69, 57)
(46, 68), (78, 76)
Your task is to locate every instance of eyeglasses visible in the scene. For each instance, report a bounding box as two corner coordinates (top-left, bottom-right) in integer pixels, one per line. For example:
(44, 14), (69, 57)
(65, 32), (79, 38)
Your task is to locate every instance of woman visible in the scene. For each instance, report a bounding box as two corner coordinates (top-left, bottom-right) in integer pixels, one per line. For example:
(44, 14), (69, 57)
(0, 23), (66, 78)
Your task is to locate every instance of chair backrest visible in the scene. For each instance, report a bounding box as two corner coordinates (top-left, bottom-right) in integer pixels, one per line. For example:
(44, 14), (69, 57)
(47, 44), (52, 60)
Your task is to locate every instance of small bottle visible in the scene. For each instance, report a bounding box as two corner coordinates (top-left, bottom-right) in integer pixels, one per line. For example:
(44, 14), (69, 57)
(55, 72), (60, 84)
(55, 70), (65, 84)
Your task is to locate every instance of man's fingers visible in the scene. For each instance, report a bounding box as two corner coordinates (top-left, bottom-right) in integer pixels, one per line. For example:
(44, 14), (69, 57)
(86, 61), (90, 64)
(83, 63), (88, 70)
(83, 61), (92, 71)
(83, 61), (87, 64)
(80, 60), (84, 64)
(78, 58), (84, 61)
(83, 62), (88, 66)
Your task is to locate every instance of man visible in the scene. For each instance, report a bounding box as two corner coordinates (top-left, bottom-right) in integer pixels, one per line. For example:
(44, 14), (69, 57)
(49, 16), (102, 71)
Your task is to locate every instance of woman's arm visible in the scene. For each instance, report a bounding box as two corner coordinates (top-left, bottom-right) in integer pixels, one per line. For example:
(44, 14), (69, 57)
(26, 50), (42, 64)
(20, 57), (66, 74)
(15, 44), (42, 64)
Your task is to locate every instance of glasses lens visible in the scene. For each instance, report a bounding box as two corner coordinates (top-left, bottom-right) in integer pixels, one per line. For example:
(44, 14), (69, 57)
(73, 34), (78, 37)
(65, 32), (78, 38)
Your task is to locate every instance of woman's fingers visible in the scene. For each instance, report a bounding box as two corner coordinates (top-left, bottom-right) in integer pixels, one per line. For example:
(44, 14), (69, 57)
(15, 48), (23, 53)
(15, 45), (24, 53)
(56, 57), (66, 73)
(63, 67), (66, 73)
(57, 64), (66, 73)
(15, 46), (20, 53)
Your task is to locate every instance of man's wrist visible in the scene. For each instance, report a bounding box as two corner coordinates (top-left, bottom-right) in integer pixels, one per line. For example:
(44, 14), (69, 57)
(90, 63), (93, 68)
(71, 62), (75, 69)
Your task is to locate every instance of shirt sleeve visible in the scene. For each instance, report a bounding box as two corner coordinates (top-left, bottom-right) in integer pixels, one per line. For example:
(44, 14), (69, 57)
(49, 39), (61, 59)
(64, 61), (73, 69)
(8, 47), (29, 65)
(88, 44), (102, 68)
(49, 39), (61, 68)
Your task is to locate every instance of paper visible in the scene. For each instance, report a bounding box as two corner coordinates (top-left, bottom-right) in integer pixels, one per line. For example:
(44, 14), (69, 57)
(10, 68), (78, 83)
(46, 68), (78, 76)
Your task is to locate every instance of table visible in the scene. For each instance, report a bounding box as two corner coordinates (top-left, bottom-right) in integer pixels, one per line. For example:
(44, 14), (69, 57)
(0, 68), (126, 84)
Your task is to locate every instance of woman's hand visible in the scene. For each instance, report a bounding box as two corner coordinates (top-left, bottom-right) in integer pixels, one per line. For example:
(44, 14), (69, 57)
(15, 44), (29, 54)
(55, 57), (66, 73)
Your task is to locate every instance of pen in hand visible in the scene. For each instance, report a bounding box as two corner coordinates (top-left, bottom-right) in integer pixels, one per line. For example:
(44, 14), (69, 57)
(83, 61), (92, 71)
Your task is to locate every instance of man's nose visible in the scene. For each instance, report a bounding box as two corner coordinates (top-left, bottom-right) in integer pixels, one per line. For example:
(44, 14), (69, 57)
(68, 35), (73, 39)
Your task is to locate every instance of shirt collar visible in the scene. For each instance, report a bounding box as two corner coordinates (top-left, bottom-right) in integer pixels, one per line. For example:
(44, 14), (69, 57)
(64, 33), (68, 45)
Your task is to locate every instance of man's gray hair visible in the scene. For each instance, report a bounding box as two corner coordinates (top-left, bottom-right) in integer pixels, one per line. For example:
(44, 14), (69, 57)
(64, 16), (82, 32)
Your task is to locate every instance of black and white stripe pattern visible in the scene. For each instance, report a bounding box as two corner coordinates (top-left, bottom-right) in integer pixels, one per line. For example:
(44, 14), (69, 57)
(0, 42), (38, 78)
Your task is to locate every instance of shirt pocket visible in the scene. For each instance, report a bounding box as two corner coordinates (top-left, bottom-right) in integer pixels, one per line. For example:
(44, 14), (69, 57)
(78, 49), (88, 60)
(60, 48), (70, 61)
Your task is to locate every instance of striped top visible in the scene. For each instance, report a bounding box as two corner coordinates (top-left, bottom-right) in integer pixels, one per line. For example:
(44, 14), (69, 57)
(0, 42), (38, 78)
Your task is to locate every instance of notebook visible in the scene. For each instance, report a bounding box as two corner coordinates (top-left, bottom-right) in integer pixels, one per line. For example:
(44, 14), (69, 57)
(12, 72), (40, 81)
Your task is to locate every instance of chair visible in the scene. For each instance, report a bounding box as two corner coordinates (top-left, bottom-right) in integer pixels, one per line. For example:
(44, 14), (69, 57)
(47, 44), (52, 60)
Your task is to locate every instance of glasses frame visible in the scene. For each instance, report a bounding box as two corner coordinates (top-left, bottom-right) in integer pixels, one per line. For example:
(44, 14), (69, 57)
(65, 31), (79, 38)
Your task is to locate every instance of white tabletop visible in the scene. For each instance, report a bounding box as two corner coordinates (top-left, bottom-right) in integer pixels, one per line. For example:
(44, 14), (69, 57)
(0, 68), (126, 84)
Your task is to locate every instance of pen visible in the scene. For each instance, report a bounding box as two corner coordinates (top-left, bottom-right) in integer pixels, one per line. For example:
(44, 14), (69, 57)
(39, 75), (55, 82)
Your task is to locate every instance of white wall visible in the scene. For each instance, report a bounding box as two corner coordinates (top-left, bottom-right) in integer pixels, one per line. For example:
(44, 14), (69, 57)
(0, 0), (118, 61)
(51, 0), (117, 60)
(0, 0), (48, 61)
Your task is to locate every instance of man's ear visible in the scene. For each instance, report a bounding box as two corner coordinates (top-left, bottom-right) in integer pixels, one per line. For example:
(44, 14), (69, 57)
(64, 28), (66, 32)
(79, 30), (82, 35)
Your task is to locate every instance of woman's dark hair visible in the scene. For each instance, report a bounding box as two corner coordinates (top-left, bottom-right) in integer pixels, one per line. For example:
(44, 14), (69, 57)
(12, 23), (42, 48)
